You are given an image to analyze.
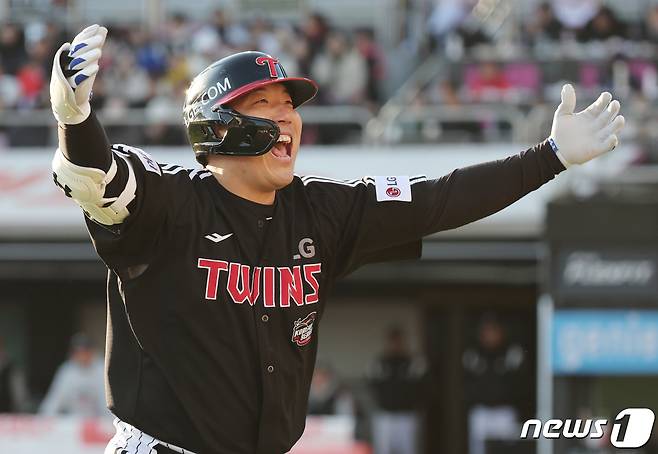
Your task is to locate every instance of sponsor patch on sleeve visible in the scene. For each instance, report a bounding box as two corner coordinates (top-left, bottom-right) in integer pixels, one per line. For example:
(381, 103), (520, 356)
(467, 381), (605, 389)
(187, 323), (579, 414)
(112, 144), (162, 176)
(132, 148), (162, 176)
(374, 176), (412, 202)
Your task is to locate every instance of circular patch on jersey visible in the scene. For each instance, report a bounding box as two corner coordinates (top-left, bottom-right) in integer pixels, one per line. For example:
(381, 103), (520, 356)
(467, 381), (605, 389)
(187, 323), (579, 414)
(292, 312), (317, 347)
(385, 187), (401, 198)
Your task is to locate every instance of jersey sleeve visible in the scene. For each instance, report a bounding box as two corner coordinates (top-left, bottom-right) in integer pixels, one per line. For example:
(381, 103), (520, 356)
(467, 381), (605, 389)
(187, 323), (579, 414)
(84, 144), (176, 272)
(307, 140), (565, 278)
(304, 175), (428, 278)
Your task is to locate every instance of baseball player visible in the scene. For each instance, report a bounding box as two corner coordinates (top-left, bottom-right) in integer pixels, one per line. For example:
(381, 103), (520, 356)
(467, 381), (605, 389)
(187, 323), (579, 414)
(50, 25), (624, 454)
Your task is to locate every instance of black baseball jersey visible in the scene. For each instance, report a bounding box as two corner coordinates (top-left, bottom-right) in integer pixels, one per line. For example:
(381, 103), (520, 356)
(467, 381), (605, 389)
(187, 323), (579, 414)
(80, 141), (563, 454)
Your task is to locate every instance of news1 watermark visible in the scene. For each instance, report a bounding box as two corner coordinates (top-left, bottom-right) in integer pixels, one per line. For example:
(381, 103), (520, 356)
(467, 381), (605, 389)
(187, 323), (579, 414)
(521, 408), (655, 448)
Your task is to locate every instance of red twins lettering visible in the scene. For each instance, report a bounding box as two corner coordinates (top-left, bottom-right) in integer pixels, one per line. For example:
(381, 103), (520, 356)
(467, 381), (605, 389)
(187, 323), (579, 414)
(303, 264), (321, 305)
(227, 263), (251, 304)
(198, 258), (229, 300)
(263, 267), (276, 308)
(255, 56), (279, 78)
(279, 266), (304, 307)
(198, 259), (321, 307)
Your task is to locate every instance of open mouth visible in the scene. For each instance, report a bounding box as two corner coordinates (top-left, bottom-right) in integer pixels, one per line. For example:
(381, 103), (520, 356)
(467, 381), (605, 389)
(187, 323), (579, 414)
(271, 134), (292, 160)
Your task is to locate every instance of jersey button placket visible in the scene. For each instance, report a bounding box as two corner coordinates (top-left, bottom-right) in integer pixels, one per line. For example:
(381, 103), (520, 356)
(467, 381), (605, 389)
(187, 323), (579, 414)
(267, 365), (274, 373)
(257, 219), (264, 229)
(261, 314), (269, 322)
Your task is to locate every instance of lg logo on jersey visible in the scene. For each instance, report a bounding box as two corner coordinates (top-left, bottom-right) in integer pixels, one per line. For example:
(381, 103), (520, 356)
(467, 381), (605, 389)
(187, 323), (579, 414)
(386, 186), (401, 197)
(294, 238), (315, 260)
(374, 175), (412, 202)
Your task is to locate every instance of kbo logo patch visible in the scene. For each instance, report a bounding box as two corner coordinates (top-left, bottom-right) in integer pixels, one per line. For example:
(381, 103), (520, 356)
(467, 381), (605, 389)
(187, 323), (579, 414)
(292, 312), (317, 346)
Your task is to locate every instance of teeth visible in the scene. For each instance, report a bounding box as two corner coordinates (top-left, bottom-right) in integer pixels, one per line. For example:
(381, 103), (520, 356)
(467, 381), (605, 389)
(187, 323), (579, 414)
(277, 134), (291, 143)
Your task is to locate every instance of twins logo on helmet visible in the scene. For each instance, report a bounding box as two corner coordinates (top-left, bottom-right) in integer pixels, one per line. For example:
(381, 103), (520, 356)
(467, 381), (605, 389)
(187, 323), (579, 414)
(255, 56), (280, 78)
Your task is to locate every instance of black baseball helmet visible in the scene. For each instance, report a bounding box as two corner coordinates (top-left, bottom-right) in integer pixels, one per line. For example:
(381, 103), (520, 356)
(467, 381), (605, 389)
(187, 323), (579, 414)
(183, 51), (318, 165)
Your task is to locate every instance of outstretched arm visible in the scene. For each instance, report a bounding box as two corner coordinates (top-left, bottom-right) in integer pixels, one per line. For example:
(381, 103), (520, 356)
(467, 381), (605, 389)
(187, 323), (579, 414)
(322, 85), (626, 277)
(421, 84), (626, 234)
(50, 24), (135, 227)
(422, 140), (562, 233)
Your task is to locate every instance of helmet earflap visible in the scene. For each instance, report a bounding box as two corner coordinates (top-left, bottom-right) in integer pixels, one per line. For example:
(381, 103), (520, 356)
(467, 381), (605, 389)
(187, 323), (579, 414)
(190, 107), (281, 165)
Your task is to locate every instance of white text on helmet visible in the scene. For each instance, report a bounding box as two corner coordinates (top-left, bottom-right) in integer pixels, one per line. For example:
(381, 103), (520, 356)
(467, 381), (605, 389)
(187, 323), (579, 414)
(201, 77), (233, 105)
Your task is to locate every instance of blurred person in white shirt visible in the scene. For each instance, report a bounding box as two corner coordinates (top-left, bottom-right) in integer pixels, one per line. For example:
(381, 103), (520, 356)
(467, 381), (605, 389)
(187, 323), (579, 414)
(311, 30), (367, 105)
(0, 63), (19, 109)
(308, 361), (354, 416)
(427, 0), (473, 41)
(103, 52), (152, 109)
(39, 333), (107, 417)
(551, 0), (600, 30)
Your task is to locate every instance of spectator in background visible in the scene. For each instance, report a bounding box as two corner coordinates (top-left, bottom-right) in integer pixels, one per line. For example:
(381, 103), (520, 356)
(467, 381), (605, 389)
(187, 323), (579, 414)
(291, 34), (313, 79)
(0, 64), (20, 109)
(311, 30), (367, 105)
(16, 59), (45, 108)
(308, 362), (354, 416)
(0, 336), (30, 413)
(426, 0), (492, 54)
(271, 26), (301, 77)
(368, 326), (426, 454)
(640, 5), (658, 43)
(143, 81), (187, 145)
(133, 29), (169, 78)
(247, 17), (280, 57)
(162, 12), (193, 56)
(425, 78), (461, 106)
(426, 0), (472, 46)
(30, 38), (56, 85)
(103, 52), (152, 109)
(465, 61), (510, 102)
(188, 25), (225, 77)
(39, 333), (107, 417)
(524, 2), (564, 44)
(301, 13), (330, 60)
(0, 24), (27, 75)
(211, 9), (250, 50)
(551, 0), (600, 31)
(354, 27), (385, 108)
(463, 313), (529, 454)
(578, 6), (627, 42)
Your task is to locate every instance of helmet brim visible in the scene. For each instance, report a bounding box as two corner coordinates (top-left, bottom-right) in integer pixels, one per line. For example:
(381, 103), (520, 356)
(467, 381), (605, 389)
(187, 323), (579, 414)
(213, 77), (318, 110)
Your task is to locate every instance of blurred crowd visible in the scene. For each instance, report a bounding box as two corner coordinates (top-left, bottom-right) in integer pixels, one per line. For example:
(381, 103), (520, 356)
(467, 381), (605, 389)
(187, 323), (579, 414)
(418, 0), (658, 105)
(402, 0), (658, 162)
(2, 1), (658, 158)
(0, 11), (385, 146)
(426, 0), (658, 52)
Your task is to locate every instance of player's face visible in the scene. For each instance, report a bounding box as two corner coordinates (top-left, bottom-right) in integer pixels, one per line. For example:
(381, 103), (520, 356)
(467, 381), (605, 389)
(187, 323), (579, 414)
(227, 83), (302, 190)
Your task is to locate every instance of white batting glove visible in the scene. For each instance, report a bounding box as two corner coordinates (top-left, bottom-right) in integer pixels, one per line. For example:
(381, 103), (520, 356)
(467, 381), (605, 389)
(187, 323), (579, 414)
(548, 84), (625, 168)
(50, 24), (108, 124)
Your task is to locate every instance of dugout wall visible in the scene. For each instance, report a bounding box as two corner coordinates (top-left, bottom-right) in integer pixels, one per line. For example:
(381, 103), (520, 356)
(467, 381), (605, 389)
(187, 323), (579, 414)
(541, 189), (658, 454)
